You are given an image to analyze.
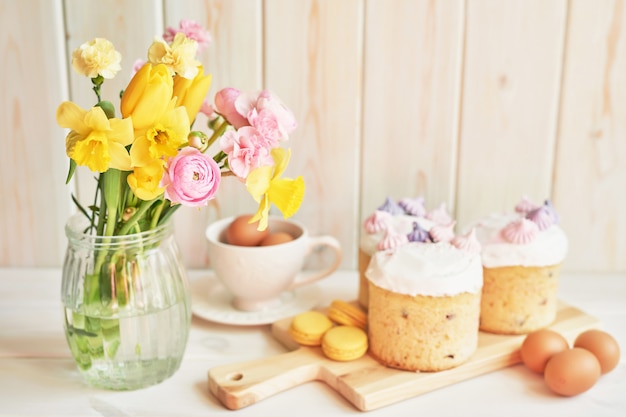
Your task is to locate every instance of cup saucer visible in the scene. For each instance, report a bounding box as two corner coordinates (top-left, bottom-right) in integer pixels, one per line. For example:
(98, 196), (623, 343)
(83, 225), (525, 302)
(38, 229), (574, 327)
(190, 275), (321, 326)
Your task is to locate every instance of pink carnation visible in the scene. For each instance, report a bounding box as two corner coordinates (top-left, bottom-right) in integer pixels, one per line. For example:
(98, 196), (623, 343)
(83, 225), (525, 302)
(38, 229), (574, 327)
(163, 19), (211, 52)
(255, 90), (297, 138)
(162, 147), (221, 207)
(214, 88), (297, 141)
(248, 108), (282, 148)
(219, 126), (274, 179)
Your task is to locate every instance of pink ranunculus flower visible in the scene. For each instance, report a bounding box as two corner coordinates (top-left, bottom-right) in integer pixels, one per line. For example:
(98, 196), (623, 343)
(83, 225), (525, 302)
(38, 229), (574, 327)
(163, 19), (212, 52)
(214, 87), (250, 128)
(247, 108), (282, 148)
(161, 147), (221, 207)
(255, 90), (298, 139)
(220, 126), (274, 179)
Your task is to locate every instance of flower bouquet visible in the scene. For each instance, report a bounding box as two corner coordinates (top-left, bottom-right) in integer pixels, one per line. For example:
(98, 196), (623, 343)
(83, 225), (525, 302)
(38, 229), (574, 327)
(56, 20), (304, 389)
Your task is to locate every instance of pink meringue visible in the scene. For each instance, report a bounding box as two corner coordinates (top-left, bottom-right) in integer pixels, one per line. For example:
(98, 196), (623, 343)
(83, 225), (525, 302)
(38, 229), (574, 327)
(451, 228), (482, 255)
(501, 218), (539, 244)
(526, 206), (554, 231)
(363, 210), (392, 234)
(515, 195), (539, 214)
(429, 221), (456, 243)
(377, 228), (409, 251)
(425, 203), (453, 226)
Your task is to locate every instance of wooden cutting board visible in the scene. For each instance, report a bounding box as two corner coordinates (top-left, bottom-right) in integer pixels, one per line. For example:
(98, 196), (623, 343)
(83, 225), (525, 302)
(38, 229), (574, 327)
(208, 301), (600, 411)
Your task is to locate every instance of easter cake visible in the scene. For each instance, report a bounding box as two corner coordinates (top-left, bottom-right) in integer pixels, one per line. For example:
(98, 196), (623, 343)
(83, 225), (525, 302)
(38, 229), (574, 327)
(358, 197), (441, 309)
(365, 217), (483, 372)
(472, 197), (568, 335)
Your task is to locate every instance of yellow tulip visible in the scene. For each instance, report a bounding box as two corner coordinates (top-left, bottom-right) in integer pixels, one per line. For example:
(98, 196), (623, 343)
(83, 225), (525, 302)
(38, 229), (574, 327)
(121, 62), (191, 168)
(245, 148), (305, 231)
(127, 159), (166, 201)
(173, 66), (212, 124)
(121, 63), (173, 130)
(56, 101), (133, 173)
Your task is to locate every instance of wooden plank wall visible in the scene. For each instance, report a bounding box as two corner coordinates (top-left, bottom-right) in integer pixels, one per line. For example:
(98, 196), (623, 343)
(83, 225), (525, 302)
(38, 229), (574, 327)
(1, 0), (624, 273)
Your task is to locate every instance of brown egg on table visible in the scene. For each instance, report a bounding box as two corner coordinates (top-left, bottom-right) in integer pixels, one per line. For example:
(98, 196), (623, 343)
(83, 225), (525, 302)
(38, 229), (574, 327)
(225, 215), (269, 246)
(520, 329), (569, 374)
(260, 232), (294, 246)
(574, 329), (621, 374)
(544, 348), (601, 397)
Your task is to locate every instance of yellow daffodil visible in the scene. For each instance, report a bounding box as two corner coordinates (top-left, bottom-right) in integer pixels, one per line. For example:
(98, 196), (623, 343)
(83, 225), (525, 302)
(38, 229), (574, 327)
(148, 33), (200, 79)
(127, 159), (166, 201)
(245, 148), (305, 231)
(172, 65), (212, 123)
(56, 101), (133, 173)
(129, 105), (190, 167)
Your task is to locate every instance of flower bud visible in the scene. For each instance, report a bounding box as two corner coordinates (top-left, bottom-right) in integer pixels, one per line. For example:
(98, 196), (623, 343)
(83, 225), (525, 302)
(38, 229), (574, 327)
(121, 63), (173, 130)
(173, 66), (212, 123)
(188, 131), (210, 152)
(96, 100), (116, 119)
(122, 206), (137, 221)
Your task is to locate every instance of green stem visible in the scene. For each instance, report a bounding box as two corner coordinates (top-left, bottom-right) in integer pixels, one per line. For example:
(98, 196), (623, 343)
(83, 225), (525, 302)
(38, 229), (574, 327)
(88, 169), (123, 307)
(118, 198), (160, 236)
(96, 174), (106, 236)
(102, 169), (122, 237)
(205, 119), (229, 150)
(150, 199), (167, 230)
(91, 75), (104, 103)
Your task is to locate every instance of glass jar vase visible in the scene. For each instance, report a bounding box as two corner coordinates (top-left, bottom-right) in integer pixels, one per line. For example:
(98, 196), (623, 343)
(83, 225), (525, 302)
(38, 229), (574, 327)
(61, 215), (191, 390)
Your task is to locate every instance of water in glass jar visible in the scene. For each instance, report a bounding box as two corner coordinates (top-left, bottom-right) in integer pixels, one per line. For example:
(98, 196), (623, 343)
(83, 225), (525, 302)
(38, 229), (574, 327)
(63, 300), (190, 390)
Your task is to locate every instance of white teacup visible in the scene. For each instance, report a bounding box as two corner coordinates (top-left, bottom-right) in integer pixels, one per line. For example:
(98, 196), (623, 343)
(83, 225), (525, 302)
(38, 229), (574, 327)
(205, 216), (342, 311)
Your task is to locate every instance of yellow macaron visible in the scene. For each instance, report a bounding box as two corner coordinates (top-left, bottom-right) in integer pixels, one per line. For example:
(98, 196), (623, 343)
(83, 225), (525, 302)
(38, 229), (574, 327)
(321, 325), (368, 361)
(289, 311), (334, 346)
(327, 299), (368, 330)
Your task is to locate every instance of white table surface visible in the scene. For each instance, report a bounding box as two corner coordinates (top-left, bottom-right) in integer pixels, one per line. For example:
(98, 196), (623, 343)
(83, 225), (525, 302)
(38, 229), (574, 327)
(0, 267), (624, 417)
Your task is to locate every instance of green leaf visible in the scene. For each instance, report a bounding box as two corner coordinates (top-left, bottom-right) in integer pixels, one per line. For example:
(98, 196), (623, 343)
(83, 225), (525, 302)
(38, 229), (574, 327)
(65, 159), (77, 184)
(157, 203), (180, 226)
(71, 194), (92, 223)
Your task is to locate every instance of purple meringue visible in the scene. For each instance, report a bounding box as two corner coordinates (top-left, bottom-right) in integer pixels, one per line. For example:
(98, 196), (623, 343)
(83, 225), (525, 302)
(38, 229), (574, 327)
(398, 197), (426, 217)
(377, 197), (404, 216)
(407, 221), (430, 243)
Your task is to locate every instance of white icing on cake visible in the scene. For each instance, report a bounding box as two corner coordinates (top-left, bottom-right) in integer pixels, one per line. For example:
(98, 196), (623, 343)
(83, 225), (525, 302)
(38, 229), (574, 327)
(365, 242), (483, 297)
(472, 213), (568, 268)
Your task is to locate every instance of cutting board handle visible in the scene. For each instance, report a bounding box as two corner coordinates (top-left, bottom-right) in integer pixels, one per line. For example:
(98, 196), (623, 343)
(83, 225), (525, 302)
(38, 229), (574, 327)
(208, 348), (324, 410)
